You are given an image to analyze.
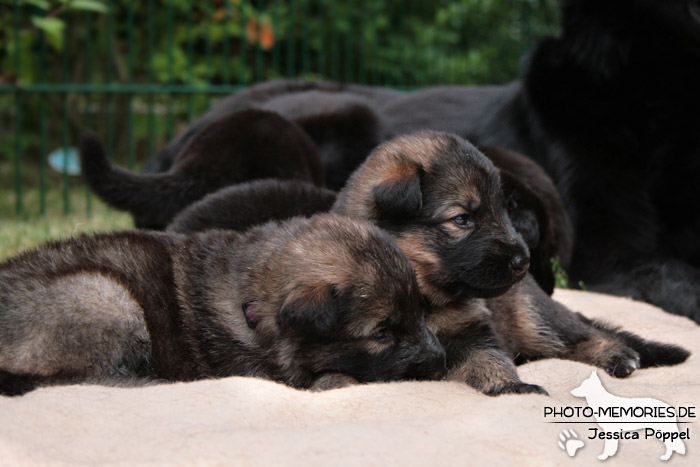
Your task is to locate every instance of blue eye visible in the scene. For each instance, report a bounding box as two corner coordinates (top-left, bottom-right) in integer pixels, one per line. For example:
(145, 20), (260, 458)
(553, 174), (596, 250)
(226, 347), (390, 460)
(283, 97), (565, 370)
(453, 215), (474, 229)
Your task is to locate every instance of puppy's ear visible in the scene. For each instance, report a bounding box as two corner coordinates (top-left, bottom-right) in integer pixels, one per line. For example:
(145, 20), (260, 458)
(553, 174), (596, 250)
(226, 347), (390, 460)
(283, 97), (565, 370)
(372, 162), (422, 219)
(277, 283), (341, 336)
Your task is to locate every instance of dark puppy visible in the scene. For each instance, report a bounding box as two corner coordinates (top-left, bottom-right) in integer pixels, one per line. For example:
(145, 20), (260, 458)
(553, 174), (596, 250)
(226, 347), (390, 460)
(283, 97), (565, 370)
(480, 146), (574, 294)
(332, 132), (689, 395)
(143, 81), (394, 189)
(167, 179), (336, 235)
(81, 109), (324, 230)
(0, 214), (445, 396)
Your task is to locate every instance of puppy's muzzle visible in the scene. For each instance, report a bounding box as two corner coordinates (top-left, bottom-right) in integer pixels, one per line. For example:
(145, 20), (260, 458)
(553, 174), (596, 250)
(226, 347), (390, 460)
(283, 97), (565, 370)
(406, 331), (447, 381)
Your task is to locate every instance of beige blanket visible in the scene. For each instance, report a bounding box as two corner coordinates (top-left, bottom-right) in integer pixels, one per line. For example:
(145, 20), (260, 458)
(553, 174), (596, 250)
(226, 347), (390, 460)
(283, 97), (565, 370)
(1, 290), (698, 466)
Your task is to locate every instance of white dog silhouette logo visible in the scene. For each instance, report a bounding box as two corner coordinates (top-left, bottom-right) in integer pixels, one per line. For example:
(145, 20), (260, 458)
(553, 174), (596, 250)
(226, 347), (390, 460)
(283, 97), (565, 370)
(571, 370), (686, 461)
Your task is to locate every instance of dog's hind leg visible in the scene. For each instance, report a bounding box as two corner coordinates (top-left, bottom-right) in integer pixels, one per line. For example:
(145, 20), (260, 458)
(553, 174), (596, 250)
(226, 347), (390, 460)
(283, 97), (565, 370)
(582, 318), (690, 369)
(0, 272), (152, 395)
(489, 275), (643, 378)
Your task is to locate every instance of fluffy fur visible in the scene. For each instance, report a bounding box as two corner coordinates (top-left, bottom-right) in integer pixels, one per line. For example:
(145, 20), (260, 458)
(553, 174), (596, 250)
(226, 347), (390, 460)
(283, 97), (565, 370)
(0, 215), (446, 396)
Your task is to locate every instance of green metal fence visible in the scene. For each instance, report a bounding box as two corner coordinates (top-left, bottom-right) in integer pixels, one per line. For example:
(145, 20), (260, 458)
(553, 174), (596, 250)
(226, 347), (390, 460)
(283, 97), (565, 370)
(1, 0), (558, 219)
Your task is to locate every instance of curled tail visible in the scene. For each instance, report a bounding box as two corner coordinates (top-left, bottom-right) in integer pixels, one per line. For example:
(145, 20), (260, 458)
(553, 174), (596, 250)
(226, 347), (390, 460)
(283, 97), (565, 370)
(587, 318), (691, 368)
(80, 132), (211, 230)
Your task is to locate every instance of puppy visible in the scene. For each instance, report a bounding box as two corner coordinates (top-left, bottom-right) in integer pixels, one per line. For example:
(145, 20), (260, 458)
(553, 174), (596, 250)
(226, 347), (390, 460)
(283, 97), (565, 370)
(0, 214), (446, 396)
(332, 132), (689, 395)
(167, 179), (336, 235)
(80, 109), (325, 230)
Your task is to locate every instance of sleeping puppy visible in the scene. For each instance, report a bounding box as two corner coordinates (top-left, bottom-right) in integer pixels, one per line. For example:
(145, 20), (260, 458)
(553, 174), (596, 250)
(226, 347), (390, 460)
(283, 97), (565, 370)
(80, 109), (325, 230)
(167, 179), (337, 235)
(331, 132), (689, 395)
(0, 214), (446, 396)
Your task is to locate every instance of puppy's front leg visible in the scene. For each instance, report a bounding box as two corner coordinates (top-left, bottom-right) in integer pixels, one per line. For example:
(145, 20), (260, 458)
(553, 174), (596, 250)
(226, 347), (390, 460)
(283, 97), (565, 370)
(309, 373), (358, 391)
(442, 321), (548, 396)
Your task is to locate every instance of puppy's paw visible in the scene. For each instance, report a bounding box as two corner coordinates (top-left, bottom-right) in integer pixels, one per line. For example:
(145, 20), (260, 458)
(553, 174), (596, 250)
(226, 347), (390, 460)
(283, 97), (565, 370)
(309, 373), (358, 391)
(485, 382), (549, 396)
(604, 347), (641, 378)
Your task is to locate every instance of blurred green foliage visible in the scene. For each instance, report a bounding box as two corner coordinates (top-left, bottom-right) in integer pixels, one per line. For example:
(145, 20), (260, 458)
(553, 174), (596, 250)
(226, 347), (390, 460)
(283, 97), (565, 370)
(2, 0), (559, 87)
(0, 0), (560, 218)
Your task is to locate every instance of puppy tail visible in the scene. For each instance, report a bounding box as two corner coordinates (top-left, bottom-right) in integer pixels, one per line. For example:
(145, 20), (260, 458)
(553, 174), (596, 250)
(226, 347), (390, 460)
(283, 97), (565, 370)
(588, 319), (691, 368)
(80, 132), (208, 230)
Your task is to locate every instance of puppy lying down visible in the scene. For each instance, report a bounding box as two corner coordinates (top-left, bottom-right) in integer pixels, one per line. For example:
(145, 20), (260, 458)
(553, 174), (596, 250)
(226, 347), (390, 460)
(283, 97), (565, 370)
(170, 132), (690, 395)
(0, 214), (446, 396)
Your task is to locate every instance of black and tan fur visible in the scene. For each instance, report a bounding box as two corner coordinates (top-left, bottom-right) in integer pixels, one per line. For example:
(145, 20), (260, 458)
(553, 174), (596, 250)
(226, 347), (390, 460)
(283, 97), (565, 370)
(80, 109), (325, 230)
(0, 214), (446, 396)
(331, 132), (689, 395)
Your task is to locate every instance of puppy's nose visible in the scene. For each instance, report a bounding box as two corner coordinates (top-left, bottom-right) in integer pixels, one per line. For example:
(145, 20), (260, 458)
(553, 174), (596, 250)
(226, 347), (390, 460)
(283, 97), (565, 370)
(510, 255), (530, 274)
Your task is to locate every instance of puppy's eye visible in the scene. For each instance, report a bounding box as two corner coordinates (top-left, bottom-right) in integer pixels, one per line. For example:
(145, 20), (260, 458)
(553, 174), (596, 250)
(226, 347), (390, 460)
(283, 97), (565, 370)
(371, 327), (391, 341)
(452, 215), (474, 229)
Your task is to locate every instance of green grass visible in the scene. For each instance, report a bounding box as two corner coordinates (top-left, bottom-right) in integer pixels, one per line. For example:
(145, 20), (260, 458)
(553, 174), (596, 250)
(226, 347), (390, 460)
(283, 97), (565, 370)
(0, 160), (132, 261)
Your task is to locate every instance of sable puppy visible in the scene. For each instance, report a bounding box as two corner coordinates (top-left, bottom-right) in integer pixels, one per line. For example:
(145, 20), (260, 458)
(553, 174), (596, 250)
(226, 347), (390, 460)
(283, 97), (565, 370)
(167, 179), (336, 235)
(479, 145), (574, 295)
(333, 132), (689, 395)
(80, 109), (324, 230)
(0, 215), (446, 396)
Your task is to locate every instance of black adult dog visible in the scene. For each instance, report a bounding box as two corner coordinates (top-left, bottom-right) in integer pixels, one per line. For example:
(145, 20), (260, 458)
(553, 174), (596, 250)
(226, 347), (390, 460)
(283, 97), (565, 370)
(144, 0), (700, 322)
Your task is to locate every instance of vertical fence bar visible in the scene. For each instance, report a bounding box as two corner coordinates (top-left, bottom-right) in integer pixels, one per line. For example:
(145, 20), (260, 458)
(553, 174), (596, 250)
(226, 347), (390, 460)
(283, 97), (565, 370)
(38, 29), (47, 216)
(358, 0), (366, 84)
(272, 1), (281, 77)
(370, 1), (378, 85)
(239, 0), (249, 84)
(186, 0), (195, 122)
(223, 1), (232, 84)
(61, 13), (71, 215)
(13, 0), (23, 217)
(403, 0), (412, 87)
(147, 0), (157, 161)
(166, 0), (176, 141)
(106, 4), (116, 162)
(344, 1), (353, 82)
(330, 0), (339, 81)
(318, 0), (326, 78)
(255, 0), (264, 82)
(286, 0), (296, 78)
(127, 2), (136, 170)
(204, 0), (213, 107)
(84, 10), (94, 217)
(301, 0), (310, 76)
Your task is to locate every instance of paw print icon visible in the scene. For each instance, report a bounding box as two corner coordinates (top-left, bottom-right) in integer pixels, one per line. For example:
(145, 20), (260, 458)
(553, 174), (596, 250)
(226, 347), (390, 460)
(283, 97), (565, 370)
(558, 429), (585, 457)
